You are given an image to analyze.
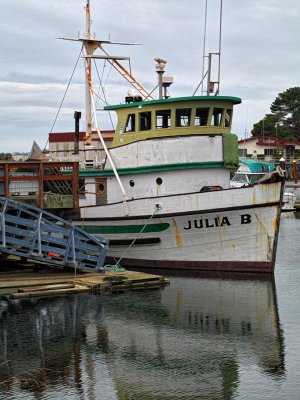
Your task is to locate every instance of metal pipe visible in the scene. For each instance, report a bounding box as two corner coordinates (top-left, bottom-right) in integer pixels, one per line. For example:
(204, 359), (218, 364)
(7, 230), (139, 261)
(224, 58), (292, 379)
(201, 0), (208, 95)
(83, 49), (128, 201)
(217, 0), (223, 95)
(74, 111), (81, 154)
(85, 0), (92, 139)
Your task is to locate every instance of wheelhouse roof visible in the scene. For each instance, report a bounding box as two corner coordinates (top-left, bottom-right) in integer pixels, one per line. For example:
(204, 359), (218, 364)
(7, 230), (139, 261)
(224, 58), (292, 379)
(104, 95), (242, 110)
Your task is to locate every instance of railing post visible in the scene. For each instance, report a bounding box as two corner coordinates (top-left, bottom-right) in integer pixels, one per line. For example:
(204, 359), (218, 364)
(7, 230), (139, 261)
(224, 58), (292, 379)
(37, 211), (42, 255)
(0, 199), (8, 247)
(39, 163), (44, 209)
(4, 163), (9, 198)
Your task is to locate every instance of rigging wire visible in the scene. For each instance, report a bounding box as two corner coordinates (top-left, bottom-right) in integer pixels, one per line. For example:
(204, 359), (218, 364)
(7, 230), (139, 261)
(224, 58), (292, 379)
(93, 58), (115, 130)
(44, 47), (83, 150)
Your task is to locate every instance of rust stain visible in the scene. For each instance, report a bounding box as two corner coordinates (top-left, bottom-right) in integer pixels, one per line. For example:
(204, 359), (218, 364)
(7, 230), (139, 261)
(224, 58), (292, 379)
(255, 211), (273, 259)
(171, 218), (183, 247)
(252, 186), (257, 204)
(272, 214), (278, 233)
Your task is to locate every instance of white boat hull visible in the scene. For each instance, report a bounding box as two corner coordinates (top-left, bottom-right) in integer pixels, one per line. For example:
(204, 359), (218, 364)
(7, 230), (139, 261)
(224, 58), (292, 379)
(76, 181), (283, 273)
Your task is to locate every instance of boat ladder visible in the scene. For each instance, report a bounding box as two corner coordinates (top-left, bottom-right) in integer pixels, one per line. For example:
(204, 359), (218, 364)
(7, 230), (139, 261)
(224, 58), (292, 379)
(0, 196), (108, 273)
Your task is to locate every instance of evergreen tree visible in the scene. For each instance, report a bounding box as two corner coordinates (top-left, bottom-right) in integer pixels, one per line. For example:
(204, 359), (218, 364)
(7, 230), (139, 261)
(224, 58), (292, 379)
(0, 153), (13, 160)
(251, 87), (300, 140)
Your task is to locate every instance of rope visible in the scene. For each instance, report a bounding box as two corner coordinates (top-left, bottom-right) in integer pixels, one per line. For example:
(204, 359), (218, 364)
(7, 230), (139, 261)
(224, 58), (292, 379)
(104, 264), (126, 272)
(104, 203), (162, 271)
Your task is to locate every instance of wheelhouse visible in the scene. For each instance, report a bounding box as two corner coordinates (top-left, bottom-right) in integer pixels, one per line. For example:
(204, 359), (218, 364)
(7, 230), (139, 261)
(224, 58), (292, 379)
(104, 96), (241, 148)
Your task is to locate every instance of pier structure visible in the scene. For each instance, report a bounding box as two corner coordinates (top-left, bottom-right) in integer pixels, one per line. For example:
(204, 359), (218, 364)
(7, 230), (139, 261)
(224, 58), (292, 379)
(0, 196), (108, 273)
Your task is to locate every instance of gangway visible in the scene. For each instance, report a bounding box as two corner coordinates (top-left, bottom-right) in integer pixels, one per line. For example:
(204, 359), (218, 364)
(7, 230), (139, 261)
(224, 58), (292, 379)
(0, 196), (108, 273)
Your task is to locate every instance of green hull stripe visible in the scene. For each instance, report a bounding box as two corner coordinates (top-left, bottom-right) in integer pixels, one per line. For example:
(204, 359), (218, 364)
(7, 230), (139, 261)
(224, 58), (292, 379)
(78, 223), (170, 234)
(79, 161), (224, 177)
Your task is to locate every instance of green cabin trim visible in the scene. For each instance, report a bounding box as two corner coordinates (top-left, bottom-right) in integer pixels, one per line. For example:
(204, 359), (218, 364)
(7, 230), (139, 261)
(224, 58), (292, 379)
(78, 161), (225, 177)
(104, 96), (241, 110)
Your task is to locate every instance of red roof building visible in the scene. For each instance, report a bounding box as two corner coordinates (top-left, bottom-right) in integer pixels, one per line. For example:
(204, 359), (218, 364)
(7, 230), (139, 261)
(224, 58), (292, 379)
(48, 130), (114, 168)
(238, 136), (300, 160)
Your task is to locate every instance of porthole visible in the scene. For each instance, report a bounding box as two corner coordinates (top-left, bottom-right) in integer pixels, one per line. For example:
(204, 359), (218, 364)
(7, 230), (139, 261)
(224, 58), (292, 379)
(129, 180), (135, 187)
(98, 183), (104, 192)
(156, 177), (163, 185)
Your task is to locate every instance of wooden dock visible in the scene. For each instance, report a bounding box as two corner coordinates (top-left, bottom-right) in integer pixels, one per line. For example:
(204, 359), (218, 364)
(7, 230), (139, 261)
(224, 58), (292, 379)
(0, 270), (169, 300)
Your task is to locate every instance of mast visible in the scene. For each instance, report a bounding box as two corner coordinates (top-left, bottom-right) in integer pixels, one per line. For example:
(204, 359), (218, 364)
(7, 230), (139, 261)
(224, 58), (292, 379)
(84, 0), (92, 143)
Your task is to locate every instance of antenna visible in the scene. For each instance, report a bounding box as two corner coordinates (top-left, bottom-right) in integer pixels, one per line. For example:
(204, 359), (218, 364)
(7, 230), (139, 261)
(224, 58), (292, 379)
(193, 0), (223, 96)
(201, 0), (208, 95)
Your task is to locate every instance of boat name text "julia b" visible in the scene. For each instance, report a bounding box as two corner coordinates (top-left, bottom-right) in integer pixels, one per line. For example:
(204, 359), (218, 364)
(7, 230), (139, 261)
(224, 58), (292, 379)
(183, 214), (252, 230)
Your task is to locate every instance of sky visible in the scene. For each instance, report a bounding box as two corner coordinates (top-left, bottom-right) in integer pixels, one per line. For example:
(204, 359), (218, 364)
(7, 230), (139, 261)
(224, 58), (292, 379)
(1, 0), (300, 153)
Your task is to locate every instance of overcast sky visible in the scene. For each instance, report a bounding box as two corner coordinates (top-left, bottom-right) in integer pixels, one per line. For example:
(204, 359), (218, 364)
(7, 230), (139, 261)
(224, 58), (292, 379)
(1, 0), (300, 153)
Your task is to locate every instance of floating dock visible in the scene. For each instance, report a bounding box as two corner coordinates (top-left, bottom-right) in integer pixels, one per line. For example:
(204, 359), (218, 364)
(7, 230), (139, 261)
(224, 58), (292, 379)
(0, 270), (169, 300)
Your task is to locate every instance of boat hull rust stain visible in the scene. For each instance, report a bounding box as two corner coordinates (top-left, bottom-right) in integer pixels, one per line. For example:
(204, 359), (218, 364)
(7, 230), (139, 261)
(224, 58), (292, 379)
(171, 218), (183, 247)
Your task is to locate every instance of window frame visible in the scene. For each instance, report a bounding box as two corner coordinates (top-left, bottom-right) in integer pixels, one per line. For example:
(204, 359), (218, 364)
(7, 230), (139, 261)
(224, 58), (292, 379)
(139, 111), (152, 131)
(125, 113), (136, 133)
(175, 108), (192, 127)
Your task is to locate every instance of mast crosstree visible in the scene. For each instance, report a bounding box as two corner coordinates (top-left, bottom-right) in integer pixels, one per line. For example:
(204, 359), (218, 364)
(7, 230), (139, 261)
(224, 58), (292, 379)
(59, 0), (154, 143)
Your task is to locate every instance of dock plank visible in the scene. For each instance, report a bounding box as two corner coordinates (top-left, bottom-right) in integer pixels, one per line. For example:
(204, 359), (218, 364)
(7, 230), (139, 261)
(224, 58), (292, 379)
(0, 270), (169, 300)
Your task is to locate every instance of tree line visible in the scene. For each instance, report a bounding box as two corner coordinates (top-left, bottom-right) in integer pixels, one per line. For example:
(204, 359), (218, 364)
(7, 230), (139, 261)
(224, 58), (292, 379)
(251, 87), (300, 140)
(0, 153), (13, 160)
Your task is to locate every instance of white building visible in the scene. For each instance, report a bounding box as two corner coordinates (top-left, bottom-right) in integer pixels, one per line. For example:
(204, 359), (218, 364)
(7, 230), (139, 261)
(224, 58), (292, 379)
(238, 136), (300, 161)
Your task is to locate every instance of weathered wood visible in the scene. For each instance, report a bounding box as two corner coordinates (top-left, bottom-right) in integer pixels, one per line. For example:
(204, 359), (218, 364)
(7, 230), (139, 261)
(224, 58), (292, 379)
(0, 269), (170, 300)
(18, 283), (75, 292)
(10, 287), (87, 299)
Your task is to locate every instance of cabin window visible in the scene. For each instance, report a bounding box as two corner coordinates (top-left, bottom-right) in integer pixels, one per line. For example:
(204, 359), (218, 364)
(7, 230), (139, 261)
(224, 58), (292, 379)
(225, 109), (232, 127)
(156, 109), (171, 129)
(211, 108), (223, 126)
(98, 183), (104, 192)
(195, 108), (209, 126)
(176, 108), (192, 127)
(125, 114), (136, 132)
(140, 111), (152, 131)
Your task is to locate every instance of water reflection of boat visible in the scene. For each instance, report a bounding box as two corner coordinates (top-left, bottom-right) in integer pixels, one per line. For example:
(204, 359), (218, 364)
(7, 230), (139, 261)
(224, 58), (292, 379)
(0, 274), (284, 398)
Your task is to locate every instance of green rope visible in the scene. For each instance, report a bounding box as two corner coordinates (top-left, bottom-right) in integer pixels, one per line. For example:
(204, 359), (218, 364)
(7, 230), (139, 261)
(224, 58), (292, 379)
(104, 204), (162, 272)
(111, 204), (162, 270)
(104, 264), (126, 272)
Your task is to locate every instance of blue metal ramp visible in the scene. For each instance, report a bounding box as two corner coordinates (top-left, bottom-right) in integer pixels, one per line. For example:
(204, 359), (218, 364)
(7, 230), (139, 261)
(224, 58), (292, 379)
(0, 196), (108, 273)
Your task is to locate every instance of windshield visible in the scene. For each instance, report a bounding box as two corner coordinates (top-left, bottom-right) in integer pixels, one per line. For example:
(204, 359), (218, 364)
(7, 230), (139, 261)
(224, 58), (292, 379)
(231, 173), (248, 183)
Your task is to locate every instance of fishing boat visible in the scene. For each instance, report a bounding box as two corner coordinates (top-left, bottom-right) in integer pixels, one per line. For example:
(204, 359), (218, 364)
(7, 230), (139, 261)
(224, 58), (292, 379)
(230, 158), (277, 188)
(51, 1), (284, 273)
(230, 159), (295, 212)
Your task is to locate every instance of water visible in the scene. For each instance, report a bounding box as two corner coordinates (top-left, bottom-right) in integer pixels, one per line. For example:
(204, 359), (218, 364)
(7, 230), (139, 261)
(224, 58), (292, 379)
(0, 214), (299, 400)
